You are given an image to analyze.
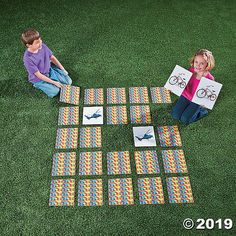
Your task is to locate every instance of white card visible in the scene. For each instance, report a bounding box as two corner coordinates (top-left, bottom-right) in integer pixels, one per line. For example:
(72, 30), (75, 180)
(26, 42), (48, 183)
(133, 126), (157, 147)
(164, 65), (193, 96)
(82, 106), (103, 125)
(192, 78), (223, 110)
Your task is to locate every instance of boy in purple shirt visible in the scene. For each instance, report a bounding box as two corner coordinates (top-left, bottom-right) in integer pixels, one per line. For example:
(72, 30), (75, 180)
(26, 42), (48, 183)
(22, 28), (72, 98)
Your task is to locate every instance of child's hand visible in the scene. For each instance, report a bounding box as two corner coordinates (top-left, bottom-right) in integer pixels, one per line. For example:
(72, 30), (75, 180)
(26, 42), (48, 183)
(53, 81), (63, 88)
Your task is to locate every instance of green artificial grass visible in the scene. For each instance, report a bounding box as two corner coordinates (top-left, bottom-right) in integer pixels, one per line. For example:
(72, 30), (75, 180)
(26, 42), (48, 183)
(0, 0), (235, 235)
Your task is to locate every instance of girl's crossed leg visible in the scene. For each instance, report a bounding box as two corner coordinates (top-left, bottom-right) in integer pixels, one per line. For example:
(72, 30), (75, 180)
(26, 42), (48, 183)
(171, 95), (208, 124)
(171, 95), (191, 120)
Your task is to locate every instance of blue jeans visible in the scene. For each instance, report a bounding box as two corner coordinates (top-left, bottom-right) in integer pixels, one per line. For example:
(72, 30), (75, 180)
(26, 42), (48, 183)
(171, 95), (208, 124)
(33, 67), (72, 98)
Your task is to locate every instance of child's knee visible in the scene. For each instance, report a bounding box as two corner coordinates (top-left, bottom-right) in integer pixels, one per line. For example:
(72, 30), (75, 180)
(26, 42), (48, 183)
(66, 76), (72, 85)
(47, 86), (60, 98)
(171, 111), (178, 120)
(170, 108), (181, 120)
(199, 107), (208, 117)
(180, 114), (190, 125)
(60, 75), (72, 85)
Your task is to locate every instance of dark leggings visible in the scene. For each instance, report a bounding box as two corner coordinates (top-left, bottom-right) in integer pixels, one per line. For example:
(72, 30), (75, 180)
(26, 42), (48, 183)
(171, 95), (208, 124)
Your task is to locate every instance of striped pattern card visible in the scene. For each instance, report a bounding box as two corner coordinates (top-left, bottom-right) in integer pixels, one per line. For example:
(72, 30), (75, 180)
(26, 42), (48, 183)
(107, 87), (126, 104)
(107, 106), (128, 125)
(161, 149), (188, 173)
(51, 152), (76, 176)
(79, 151), (103, 175)
(55, 128), (78, 149)
(129, 87), (149, 104)
(79, 127), (102, 148)
(157, 125), (182, 147)
(107, 151), (131, 175)
(58, 107), (79, 125)
(134, 150), (160, 174)
(59, 85), (80, 105)
(150, 87), (172, 103)
(84, 88), (104, 105)
(166, 176), (194, 203)
(49, 179), (75, 206)
(138, 177), (165, 204)
(108, 178), (134, 205)
(130, 105), (151, 124)
(78, 179), (103, 206)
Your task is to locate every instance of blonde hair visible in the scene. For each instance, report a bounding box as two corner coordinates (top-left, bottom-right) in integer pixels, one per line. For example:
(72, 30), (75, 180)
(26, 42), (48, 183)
(21, 28), (40, 46)
(190, 49), (215, 71)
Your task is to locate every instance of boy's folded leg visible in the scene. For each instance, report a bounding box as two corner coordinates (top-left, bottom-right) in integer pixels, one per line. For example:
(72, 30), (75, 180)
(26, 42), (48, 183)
(33, 81), (60, 98)
(56, 73), (72, 85)
(64, 74), (72, 85)
(49, 67), (72, 85)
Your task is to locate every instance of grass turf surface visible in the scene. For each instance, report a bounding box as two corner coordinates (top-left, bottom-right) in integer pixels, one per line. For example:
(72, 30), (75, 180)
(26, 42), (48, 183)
(0, 0), (235, 235)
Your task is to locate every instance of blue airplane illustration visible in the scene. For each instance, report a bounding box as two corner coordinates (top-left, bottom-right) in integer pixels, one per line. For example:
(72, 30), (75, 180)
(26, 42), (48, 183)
(85, 109), (102, 120)
(135, 129), (153, 141)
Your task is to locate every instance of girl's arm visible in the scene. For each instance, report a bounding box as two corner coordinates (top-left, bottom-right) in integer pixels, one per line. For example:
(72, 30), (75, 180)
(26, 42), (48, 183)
(50, 55), (68, 74)
(34, 71), (63, 88)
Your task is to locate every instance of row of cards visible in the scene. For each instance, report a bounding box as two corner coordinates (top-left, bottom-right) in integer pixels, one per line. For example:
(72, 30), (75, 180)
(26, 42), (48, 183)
(55, 125), (182, 149)
(59, 86), (172, 105)
(49, 176), (194, 207)
(51, 150), (188, 176)
(58, 105), (153, 126)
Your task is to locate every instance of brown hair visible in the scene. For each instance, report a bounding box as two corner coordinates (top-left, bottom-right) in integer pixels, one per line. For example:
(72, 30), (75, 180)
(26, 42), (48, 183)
(190, 49), (215, 71)
(21, 28), (40, 46)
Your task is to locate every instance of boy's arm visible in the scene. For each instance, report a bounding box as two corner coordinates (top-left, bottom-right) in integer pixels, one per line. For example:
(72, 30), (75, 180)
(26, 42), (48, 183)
(50, 55), (68, 74)
(34, 71), (63, 88)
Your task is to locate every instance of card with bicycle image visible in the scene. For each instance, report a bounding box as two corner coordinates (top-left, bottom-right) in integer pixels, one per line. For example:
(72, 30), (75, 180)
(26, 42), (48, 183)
(192, 78), (222, 109)
(164, 65), (193, 96)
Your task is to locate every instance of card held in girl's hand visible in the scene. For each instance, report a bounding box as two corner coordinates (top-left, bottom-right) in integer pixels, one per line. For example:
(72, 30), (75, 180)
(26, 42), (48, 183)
(191, 77), (222, 110)
(164, 65), (192, 96)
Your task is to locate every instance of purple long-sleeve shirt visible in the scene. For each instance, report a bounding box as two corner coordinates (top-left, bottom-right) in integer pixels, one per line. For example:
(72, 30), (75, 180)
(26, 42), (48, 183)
(23, 43), (53, 83)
